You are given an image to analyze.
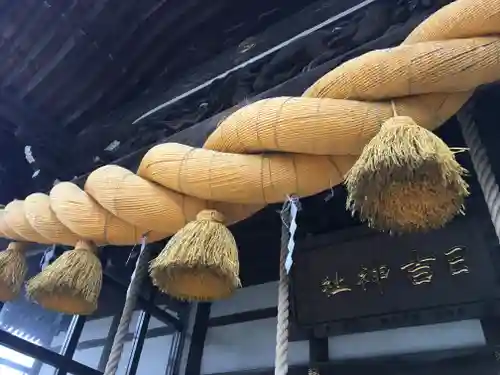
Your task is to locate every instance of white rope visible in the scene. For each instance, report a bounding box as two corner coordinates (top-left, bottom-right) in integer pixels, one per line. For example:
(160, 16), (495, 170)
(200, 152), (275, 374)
(276, 197), (300, 375)
(457, 105), (500, 240)
(275, 202), (291, 375)
(104, 237), (150, 375)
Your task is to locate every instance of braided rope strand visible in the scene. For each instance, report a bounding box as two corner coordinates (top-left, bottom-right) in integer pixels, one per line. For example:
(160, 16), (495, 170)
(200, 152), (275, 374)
(275, 203), (291, 375)
(457, 106), (500, 240)
(104, 241), (150, 375)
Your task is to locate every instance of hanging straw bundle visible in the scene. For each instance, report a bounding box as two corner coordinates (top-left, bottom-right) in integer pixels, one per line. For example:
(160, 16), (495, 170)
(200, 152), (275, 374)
(150, 210), (240, 301)
(345, 106), (469, 232)
(27, 240), (102, 315)
(0, 242), (27, 301)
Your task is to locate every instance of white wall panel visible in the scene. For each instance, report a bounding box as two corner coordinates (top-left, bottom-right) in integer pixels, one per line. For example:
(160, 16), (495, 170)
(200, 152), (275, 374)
(328, 320), (485, 360)
(179, 303), (198, 375)
(202, 318), (309, 374)
(73, 346), (103, 370)
(210, 282), (278, 318)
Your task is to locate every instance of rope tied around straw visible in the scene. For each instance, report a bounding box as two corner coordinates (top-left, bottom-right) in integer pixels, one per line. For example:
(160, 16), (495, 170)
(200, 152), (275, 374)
(195, 210), (225, 223)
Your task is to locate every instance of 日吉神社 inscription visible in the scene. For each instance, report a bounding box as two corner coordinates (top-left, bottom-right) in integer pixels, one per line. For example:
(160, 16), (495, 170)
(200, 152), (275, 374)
(320, 247), (469, 298)
(291, 216), (499, 333)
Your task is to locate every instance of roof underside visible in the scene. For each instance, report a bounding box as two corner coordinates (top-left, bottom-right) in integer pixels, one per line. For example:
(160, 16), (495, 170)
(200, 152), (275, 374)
(0, 0), (317, 129)
(0, 0), (450, 203)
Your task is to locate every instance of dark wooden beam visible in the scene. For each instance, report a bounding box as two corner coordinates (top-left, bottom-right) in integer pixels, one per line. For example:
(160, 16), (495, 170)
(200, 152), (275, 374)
(208, 307), (277, 327)
(206, 349), (497, 375)
(128, 0), (380, 126)
(309, 336), (329, 366)
(59, 0), (224, 130)
(0, 329), (100, 375)
(186, 303), (211, 375)
(0, 88), (76, 190)
(30, 0), (202, 114)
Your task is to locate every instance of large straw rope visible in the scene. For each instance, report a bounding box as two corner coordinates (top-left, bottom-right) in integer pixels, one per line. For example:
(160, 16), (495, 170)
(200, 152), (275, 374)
(0, 0), (499, 246)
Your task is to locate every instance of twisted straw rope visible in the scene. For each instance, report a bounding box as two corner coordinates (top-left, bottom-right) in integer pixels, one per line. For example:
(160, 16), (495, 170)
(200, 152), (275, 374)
(0, 0), (499, 246)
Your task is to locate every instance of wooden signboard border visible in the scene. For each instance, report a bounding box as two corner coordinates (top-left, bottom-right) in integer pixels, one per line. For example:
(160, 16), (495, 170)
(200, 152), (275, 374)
(290, 196), (500, 337)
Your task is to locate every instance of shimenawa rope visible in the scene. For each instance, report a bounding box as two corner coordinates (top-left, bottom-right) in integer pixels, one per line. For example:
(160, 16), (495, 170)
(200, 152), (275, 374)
(0, 0), (497, 348)
(0, 0), (498, 247)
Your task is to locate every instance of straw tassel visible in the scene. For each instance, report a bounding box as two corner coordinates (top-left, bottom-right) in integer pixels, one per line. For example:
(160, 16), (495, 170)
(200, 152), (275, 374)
(0, 242), (27, 301)
(26, 240), (102, 315)
(345, 103), (469, 233)
(150, 209), (240, 301)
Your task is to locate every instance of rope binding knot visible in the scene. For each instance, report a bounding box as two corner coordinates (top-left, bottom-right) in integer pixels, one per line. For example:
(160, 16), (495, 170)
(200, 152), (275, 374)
(196, 209), (226, 223)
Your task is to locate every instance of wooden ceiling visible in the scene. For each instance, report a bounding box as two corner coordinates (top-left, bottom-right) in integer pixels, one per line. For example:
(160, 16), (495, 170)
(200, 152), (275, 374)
(0, 0), (325, 202)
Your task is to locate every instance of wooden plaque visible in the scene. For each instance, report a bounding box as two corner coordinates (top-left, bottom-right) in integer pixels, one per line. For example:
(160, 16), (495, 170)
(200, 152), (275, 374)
(290, 208), (500, 336)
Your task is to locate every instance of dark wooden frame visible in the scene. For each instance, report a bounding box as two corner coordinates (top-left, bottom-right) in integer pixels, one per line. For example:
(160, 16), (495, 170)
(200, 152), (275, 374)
(205, 350), (499, 375)
(289, 194), (500, 337)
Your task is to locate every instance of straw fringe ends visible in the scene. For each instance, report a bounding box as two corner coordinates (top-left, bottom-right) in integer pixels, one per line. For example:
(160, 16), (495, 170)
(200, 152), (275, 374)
(150, 210), (240, 301)
(345, 116), (469, 233)
(0, 242), (27, 301)
(26, 241), (102, 315)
